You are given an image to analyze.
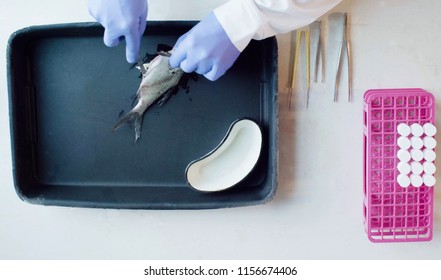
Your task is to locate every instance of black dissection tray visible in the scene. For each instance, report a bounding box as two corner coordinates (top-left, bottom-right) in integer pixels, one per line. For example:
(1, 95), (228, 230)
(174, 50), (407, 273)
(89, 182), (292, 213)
(7, 22), (278, 209)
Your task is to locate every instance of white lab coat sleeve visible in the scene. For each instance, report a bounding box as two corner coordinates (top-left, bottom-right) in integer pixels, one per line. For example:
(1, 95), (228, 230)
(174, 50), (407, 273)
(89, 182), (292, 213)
(213, 0), (342, 51)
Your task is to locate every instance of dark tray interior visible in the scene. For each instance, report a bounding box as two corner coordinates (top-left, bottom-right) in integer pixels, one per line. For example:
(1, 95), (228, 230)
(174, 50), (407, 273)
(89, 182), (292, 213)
(7, 22), (278, 209)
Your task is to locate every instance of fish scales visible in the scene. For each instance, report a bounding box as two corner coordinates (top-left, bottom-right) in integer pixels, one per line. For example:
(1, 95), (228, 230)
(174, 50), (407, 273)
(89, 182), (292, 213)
(113, 52), (184, 142)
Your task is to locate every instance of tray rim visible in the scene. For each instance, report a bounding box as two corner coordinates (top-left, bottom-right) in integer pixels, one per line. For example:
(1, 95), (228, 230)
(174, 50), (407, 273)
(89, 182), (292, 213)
(7, 21), (279, 209)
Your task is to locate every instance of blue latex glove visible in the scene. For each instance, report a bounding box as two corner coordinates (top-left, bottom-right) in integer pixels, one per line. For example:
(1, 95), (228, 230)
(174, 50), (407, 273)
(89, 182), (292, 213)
(88, 0), (148, 63)
(169, 12), (240, 81)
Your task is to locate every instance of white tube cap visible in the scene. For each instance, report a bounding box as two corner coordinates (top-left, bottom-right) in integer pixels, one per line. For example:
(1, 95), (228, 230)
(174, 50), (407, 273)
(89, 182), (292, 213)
(422, 174), (436, 187)
(410, 149), (424, 162)
(423, 136), (437, 149)
(423, 161), (436, 175)
(397, 123), (411, 136)
(397, 149), (411, 162)
(410, 162), (424, 175)
(397, 162), (411, 175)
(397, 136), (411, 149)
(423, 149), (436, 162)
(410, 174), (423, 187)
(410, 136), (424, 150)
(423, 123), (437, 137)
(411, 123), (424, 137)
(397, 174), (411, 188)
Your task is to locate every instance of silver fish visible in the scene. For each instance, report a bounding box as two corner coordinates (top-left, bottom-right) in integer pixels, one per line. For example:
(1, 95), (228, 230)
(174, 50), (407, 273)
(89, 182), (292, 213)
(113, 52), (184, 142)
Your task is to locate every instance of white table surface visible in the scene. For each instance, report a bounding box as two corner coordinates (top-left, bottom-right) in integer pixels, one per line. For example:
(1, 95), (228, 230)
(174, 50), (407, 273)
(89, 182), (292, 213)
(1, 0), (440, 259)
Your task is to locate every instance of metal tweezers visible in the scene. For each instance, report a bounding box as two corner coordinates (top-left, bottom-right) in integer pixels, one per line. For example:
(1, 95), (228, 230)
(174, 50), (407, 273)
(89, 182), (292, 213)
(313, 21), (324, 84)
(137, 58), (147, 75)
(288, 28), (310, 109)
(334, 12), (352, 102)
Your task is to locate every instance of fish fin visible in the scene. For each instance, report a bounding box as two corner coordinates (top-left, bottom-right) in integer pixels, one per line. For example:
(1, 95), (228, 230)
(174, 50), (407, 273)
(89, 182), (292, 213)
(134, 115), (142, 143)
(113, 111), (141, 132)
(157, 87), (178, 107)
(131, 89), (142, 107)
(113, 111), (143, 143)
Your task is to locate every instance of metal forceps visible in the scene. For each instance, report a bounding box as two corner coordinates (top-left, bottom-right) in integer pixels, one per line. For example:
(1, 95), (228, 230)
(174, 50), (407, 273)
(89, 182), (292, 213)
(137, 50), (148, 76)
(137, 58), (147, 75)
(334, 12), (352, 102)
(287, 28), (311, 109)
(312, 21), (324, 83)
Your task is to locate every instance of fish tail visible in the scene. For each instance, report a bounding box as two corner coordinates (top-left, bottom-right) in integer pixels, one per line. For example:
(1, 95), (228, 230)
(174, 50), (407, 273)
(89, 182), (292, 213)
(112, 111), (143, 142)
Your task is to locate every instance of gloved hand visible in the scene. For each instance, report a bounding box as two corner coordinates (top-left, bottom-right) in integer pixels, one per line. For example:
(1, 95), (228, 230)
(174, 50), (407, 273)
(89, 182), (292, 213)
(88, 0), (148, 63)
(169, 12), (240, 81)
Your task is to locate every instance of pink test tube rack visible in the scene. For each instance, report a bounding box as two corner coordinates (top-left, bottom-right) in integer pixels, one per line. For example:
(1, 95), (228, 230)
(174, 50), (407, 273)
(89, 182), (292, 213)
(363, 88), (435, 242)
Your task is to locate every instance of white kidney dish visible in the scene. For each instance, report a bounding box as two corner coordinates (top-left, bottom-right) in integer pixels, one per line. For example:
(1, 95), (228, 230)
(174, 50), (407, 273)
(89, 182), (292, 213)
(185, 119), (262, 192)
